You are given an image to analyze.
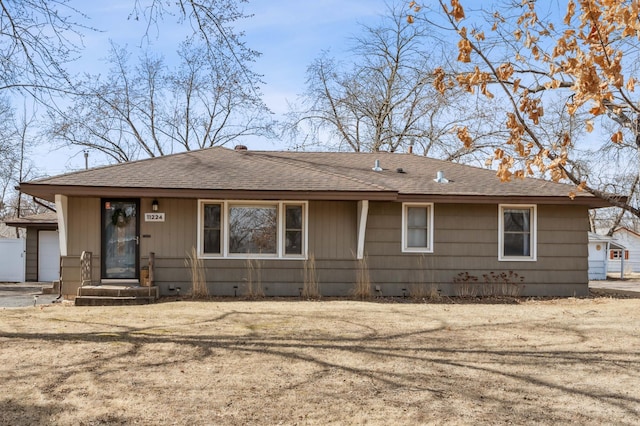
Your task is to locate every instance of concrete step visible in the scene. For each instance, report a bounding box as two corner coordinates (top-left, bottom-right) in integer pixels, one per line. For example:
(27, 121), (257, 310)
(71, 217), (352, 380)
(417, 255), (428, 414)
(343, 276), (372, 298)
(77, 285), (159, 299)
(42, 281), (60, 295)
(74, 295), (156, 306)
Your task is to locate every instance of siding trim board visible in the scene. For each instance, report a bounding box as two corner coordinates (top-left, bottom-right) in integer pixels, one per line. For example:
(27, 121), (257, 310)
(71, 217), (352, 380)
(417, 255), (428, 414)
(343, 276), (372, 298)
(356, 200), (369, 260)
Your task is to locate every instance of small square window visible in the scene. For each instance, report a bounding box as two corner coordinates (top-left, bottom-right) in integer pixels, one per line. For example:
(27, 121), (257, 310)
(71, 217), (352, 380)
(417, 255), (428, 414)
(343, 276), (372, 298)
(499, 205), (536, 261)
(402, 203), (433, 253)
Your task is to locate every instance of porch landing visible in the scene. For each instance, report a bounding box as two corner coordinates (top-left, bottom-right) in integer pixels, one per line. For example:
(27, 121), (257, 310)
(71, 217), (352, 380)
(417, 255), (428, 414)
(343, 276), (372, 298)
(75, 285), (159, 306)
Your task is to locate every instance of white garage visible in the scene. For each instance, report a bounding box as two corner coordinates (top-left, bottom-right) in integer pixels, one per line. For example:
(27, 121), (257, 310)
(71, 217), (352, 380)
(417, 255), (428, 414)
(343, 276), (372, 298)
(4, 212), (59, 282)
(0, 238), (26, 282)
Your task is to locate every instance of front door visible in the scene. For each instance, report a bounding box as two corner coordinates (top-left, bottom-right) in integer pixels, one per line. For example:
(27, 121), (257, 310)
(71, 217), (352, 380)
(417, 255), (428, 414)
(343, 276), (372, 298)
(102, 199), (139, 281)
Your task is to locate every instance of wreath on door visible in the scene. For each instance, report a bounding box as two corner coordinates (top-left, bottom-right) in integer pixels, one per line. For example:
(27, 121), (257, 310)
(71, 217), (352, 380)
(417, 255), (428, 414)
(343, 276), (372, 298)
(111, 208), (131, 228)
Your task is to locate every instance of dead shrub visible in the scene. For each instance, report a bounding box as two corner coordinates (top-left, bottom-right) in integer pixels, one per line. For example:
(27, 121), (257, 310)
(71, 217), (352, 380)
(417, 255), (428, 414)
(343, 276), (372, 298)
(482, 271), (523, 297)
(452, 272), (479, 298)
(453, 271), (524, 298)
(185, 246), (208, 298)
(303, 254), (320, 299)
(409, 255), (441, 301)
(244, 258), (265, 299)
(353, 255), (372, 300)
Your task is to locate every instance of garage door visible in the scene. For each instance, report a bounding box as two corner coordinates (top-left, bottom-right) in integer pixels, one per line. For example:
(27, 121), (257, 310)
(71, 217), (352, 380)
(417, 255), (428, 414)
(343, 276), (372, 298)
(0, 239), (25, 282)
(38, 231), (60, 282)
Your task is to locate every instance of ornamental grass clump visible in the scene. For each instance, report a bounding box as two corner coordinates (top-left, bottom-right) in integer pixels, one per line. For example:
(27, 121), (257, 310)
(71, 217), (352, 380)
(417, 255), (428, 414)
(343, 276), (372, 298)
(185, 246), (208, 298)
(352, 255), (372, 300)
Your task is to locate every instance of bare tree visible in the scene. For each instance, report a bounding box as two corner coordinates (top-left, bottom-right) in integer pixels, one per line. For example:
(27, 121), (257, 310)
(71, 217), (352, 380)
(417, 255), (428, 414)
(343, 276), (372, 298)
(0, 101), (45, 231)
(0, 0), (261, 99)
(285, 2), (494, 161)
(49, 40), (274, 162)
(1, 0), (268, 165)
(0, 0), (88, 100)
(410, 0), (639, 219)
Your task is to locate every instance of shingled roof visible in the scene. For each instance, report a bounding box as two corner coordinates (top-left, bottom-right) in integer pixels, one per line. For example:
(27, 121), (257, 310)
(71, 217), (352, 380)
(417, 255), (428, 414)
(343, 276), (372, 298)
(19, 147), (609, 207)
(4, 211), (58, 227)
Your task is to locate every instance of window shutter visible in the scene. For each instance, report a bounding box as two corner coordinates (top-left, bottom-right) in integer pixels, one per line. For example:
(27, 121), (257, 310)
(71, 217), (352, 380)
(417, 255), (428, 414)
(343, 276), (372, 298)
(610, 250), (614, 260)
(625, 250), (629, 260)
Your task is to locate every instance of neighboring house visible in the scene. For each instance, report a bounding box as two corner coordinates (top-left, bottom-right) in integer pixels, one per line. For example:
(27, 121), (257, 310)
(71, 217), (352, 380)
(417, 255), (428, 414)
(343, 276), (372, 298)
(607, 227), (640, 274)
(18, 147), (610, 298)
(587, 232), (625, 280)
(4, 212), (60, 282)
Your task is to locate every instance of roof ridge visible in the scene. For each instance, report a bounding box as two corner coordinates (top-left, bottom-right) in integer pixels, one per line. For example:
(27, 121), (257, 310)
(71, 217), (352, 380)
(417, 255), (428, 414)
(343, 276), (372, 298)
(28, 147), (225, 184)
(245, 151), (394, 192)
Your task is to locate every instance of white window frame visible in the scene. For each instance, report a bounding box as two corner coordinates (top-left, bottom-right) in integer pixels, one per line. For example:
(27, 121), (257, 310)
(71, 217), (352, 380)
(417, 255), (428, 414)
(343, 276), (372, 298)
(401, 203), (434, 253)
(197, 200), (308, 259)
(498, 204), (537, 261)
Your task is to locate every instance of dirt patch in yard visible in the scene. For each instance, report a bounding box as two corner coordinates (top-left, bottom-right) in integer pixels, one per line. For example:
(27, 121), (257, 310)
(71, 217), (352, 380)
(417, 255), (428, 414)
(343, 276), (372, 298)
(1, 298), (639, 425)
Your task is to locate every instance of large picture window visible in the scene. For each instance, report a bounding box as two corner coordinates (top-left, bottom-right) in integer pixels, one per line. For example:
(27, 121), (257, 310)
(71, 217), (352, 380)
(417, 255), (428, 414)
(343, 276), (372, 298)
(229, 205), (277, 254)
(499, 205), (537, 261)
(402, 203), (434, 253)
(199, 201), (307, 258)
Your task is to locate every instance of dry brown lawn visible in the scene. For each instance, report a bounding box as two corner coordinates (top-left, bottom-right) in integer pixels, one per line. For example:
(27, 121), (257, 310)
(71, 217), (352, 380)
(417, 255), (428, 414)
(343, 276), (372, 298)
(1, 297), (639, 425)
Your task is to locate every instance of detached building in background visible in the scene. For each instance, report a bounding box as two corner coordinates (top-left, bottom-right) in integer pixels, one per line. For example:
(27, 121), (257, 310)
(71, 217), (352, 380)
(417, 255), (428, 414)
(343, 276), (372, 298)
(606, 227), (640, 275)
(4, 212), (59, 282)
(18, 146), (611, 300)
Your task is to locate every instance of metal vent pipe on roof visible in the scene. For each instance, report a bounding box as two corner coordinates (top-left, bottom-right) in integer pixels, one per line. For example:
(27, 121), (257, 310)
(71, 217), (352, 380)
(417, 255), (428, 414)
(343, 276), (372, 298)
(434, 170), (449, 183)
(372, 159), (383, 172)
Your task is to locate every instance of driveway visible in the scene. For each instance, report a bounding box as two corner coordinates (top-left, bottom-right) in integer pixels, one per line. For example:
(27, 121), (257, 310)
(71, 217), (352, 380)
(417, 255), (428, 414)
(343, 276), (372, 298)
(0, 283), (63, 308)
(589, 278), (640, 298)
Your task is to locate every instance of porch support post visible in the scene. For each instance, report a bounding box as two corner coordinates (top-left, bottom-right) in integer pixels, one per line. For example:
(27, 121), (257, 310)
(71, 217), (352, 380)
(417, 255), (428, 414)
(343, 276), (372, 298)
(356, 200), (369, 260)
(55, 194), (68, 257)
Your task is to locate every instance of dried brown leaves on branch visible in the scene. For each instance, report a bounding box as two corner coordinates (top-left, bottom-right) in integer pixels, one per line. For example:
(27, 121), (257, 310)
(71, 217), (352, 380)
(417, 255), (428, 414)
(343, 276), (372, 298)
(409, 0), (640, 215)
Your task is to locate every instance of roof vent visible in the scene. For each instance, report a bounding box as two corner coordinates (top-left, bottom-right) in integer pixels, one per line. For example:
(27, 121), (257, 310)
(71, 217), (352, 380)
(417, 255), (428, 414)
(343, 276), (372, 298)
(434, 170), (449, 183)
(372, 159), (383, 172)
(234, 145), (248, 151)
(396, 168), (406, 174)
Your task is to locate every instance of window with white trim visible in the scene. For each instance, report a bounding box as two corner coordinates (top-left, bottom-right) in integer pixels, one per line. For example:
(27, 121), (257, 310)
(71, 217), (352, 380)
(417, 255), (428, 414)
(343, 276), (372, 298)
(402, 203), (433, 253)
(499, 204), (536, 261)
(199, 201), (307, 258)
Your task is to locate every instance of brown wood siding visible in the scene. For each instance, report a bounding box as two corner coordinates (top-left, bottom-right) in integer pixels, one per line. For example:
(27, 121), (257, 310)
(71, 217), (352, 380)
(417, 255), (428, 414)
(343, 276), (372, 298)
(25, 228), (38, 281)
(145, 200), (359, 296)
(308, 200), (357, 260)
(363, 202), (590, 297)
(67, 197), (101, 255)
(58, 198), (590, 298)
(139, 198), (197, 259)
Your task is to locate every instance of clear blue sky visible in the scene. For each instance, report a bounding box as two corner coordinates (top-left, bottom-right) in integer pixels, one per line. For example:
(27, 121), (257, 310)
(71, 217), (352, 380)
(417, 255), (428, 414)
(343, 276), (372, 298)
(34, 0), (391, 175)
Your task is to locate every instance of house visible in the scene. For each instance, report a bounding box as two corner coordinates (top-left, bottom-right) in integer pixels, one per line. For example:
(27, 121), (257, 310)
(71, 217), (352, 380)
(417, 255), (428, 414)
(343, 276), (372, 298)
(607, 227), (640, 275)
(17, 146), (611, 299)
(4, 212), (60, 282)
(587, 232), (625, 280)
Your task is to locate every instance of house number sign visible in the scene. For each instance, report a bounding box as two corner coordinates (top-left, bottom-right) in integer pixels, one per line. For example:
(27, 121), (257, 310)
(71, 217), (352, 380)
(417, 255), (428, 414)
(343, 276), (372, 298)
(144, 213), (165, 222)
